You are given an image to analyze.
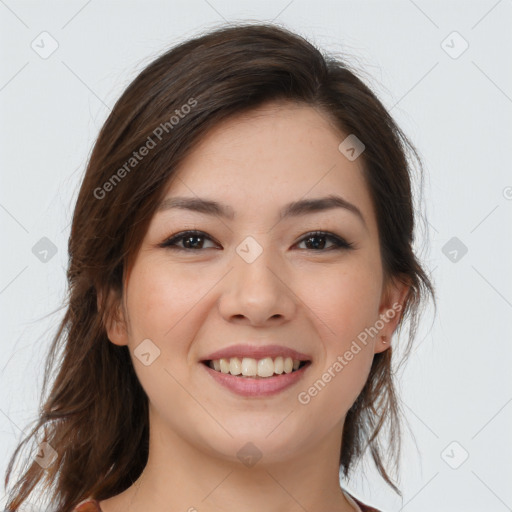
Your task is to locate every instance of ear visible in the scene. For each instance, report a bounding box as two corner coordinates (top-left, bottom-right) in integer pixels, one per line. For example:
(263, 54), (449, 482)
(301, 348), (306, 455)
(374, 274), (410, 354)
(97, 286), (128, 346)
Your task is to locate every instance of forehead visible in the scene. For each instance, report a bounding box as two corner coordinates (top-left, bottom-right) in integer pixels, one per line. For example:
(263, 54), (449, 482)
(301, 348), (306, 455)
(160, 102), (377, 232)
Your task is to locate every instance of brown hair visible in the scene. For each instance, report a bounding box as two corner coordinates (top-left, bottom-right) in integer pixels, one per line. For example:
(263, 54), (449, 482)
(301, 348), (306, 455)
(4, 22), (436, 511)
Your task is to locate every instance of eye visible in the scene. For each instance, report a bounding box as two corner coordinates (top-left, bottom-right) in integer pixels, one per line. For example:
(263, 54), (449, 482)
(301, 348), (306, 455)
(159, 230), (219, 251)
(159, 230), (354, 252)
(295, 231), (354, 251)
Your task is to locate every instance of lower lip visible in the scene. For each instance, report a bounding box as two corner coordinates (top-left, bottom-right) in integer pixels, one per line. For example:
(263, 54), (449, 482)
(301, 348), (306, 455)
(201, 362), (311, 397)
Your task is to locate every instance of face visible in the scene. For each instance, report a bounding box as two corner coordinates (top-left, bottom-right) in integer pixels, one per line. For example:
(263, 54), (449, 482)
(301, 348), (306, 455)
(106, 102), (407, 466)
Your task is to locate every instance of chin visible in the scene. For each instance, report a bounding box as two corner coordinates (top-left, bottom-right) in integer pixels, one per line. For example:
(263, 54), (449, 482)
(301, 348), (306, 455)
(199, 425), (308, 466)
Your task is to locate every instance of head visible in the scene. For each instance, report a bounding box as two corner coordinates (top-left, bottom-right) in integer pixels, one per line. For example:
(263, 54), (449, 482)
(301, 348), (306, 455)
(4, 22), (435, 511)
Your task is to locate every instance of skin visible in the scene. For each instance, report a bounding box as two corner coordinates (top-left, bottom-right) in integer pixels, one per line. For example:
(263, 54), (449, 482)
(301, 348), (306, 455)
(99, 101), (409, 512)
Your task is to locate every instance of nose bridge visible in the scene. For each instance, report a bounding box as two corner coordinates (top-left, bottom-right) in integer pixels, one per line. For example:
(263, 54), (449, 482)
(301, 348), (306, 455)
(218, 233), (295, 323)
(234, 233), (282, 294)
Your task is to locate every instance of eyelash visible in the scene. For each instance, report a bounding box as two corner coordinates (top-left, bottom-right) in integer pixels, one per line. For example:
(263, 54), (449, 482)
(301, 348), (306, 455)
(159, 230), (354, 252)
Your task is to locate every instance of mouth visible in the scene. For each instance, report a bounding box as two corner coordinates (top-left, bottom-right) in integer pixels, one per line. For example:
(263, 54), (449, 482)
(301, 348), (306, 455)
(201, 357), (312, 379)
(200, 356), (312, 397)
(199, 344), (313, 397)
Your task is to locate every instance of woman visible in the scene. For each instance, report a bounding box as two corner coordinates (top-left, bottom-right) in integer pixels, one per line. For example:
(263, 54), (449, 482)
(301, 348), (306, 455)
(4, 22), (435, 512)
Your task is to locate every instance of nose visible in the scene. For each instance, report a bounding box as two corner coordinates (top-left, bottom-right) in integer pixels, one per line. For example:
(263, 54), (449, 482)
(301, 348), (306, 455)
(217, 243), (297, 326)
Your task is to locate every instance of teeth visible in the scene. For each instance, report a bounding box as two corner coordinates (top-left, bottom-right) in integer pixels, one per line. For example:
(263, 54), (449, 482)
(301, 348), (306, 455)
(257, 357), (274, 377)
(219, 358), (230, 373)
(241, 357), (257, 376)
(208, 356), (305, 378)
(229, 357), (242, 375)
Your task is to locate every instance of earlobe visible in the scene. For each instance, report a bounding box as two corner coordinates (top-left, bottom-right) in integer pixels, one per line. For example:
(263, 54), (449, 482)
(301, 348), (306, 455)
(375, 334), (390, 354)
(97, 287), (128, 346)
(106, 313), (129, 347)
(375, 275), (411, 354)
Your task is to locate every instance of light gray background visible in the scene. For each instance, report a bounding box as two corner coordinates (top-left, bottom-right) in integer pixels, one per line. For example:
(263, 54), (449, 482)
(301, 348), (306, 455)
(1, 1), (511, 511)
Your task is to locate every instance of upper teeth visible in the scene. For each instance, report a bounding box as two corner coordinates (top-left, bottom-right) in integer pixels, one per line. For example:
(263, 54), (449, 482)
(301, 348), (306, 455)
(209, 356), (302, 377)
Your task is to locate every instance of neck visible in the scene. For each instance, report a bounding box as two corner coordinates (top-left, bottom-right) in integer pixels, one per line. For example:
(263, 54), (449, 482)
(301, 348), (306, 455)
(100, 409), (357, 512)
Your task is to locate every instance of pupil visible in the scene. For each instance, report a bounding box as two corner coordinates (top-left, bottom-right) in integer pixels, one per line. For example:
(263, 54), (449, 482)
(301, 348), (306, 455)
(184, 235), (202, 249)
(306, 236), (325, 250)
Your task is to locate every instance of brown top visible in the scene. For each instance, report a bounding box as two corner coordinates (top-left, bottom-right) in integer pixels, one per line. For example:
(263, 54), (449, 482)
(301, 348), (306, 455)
(72, 493), (382, 512)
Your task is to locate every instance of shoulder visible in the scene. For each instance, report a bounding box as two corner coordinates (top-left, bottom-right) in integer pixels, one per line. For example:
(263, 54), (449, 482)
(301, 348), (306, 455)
(71, 494), (382, 512)
(71, 498), (102, 511)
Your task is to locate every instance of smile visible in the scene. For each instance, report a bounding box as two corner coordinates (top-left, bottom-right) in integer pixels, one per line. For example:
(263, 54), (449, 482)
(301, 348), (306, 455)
(205, 356), (308, 378)
(201, 358), (312, 397)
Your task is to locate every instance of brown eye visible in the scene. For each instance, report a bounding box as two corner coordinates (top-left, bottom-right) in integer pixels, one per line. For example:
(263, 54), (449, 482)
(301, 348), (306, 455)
(296, 231), (354, 251)
(159, 230), (354, 252)
(160, 230), (219, 251)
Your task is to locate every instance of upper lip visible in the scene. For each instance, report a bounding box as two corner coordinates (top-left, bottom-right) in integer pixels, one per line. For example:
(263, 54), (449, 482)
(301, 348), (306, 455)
(201, 344), (312, 362)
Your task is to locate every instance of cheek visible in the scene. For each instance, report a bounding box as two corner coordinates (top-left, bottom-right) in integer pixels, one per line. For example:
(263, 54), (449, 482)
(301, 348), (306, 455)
(123, 262), (206, 401)
(297, 260), (380, 404)
(126, 259), (205, 339)
(124, 257), (226, 382)
(299, 331), (375, 421)
(299, 257), (383, 343)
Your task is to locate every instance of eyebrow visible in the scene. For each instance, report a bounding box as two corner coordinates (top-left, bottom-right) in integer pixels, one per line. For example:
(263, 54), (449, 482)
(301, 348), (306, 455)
(157, 194), (367, 229)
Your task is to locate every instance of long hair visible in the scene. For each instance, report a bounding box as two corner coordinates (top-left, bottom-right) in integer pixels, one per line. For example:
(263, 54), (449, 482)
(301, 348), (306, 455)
(4, 22), (436, 511)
